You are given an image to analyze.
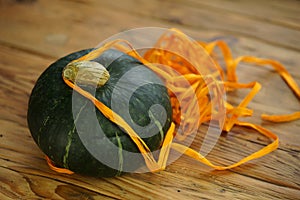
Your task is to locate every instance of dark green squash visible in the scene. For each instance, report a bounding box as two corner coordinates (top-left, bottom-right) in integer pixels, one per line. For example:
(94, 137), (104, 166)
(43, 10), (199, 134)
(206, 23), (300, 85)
(27, 49), (172, 177)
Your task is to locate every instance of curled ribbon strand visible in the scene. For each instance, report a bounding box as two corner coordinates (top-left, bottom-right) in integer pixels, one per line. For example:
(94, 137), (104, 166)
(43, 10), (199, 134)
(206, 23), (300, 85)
(46, 29), (299, 174)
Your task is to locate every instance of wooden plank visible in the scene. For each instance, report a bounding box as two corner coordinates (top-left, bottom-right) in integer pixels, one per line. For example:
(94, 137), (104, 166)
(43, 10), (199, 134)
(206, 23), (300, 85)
(190, 0), (300, 29)
(94, 0), (300, 51)
(0, 166), (118, 200)
(1, 0), (299, 58)
(0, 0), (180, 57)
(0, 0), (299, 199)
(1, 147), (300, 200)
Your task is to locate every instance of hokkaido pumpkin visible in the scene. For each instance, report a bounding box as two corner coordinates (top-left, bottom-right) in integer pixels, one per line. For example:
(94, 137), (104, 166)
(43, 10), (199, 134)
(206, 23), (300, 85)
(27, 49), (172, 177)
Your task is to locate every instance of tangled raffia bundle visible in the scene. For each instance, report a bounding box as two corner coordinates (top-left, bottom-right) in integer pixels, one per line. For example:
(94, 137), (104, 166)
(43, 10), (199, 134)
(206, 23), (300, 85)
(46, 28), (300, 174)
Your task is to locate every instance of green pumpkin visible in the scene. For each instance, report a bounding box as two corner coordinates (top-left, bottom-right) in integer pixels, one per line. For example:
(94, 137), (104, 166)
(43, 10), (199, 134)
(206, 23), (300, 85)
(27, 49), (172, 177)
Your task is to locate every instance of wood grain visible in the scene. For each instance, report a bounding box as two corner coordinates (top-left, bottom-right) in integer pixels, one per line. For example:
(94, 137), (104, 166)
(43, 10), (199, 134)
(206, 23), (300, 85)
(0, 0), (299, 199)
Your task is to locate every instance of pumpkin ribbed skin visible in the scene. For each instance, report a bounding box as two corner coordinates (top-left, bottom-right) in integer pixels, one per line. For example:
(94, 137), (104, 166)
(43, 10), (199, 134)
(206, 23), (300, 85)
(27, 49), (172, 177)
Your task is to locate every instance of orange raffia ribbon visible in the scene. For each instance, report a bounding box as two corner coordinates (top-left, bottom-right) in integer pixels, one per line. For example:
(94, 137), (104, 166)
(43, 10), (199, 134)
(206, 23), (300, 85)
(45, 156), (74, 174)
(47, 28), (300, 174)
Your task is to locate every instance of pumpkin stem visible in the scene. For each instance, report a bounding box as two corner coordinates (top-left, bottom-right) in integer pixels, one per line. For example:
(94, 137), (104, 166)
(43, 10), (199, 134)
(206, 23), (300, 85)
(62, 60), (110, 88)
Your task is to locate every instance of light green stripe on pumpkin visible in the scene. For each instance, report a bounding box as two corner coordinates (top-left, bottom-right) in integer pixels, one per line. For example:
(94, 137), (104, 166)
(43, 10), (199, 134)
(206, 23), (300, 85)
(63, 126), (75, 168)
(63, 101), (88, 169)
(115, 132), (123, 176)
(149, 110), (164, 142)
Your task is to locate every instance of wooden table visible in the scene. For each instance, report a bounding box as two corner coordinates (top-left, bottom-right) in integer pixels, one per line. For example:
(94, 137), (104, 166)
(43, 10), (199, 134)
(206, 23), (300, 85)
(0, 0), (299, 199)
